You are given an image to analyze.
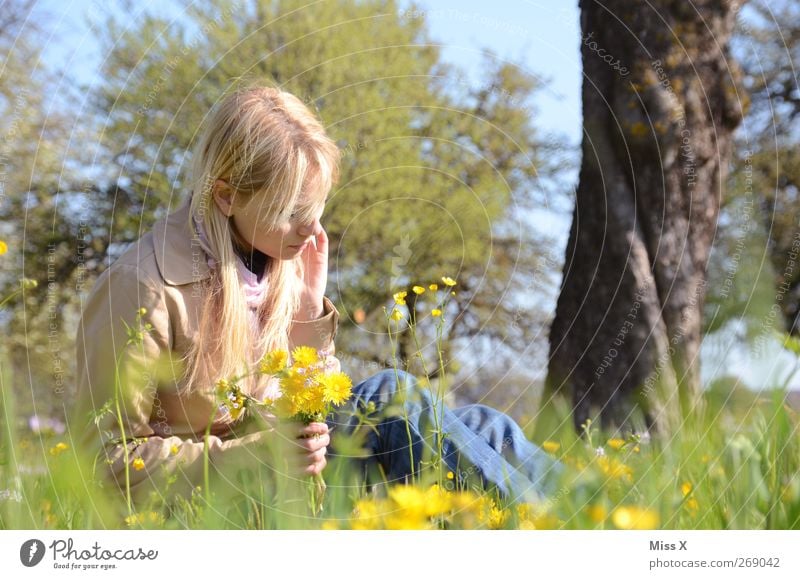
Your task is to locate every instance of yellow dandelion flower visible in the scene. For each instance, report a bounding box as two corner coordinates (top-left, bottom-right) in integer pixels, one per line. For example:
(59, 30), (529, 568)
(124, 513), (144, 526)
(296, 384), (326, 416)
(351, 497), (386, 530)
(49, 442), (69, 456)
(170, 444), (179, 455)
(441, 276), (457, 287)
(685, 497), (699, 514)
(393, 291), (408, 305)
(259, 349), (288, 374)
(0, 240), (7, 255)
(586, 504), (608, 523)
(607, 438), (626, 450)
(412, 285), (425, 295)
(611, 506), (659, 530)
(431, 309), (442, 317)
(291, 346), (319, 368)
(321, 521), (339, 530)
(429, 283), (438, 291)
(279, 367), (308, 398)
(542, 440), (560, 454)
(423, 485), (453, 517)
(390, 308), (404, 322)
(215, 378), (230, 395)
(319, 372), (353, 406)
(388, 486), (428, 520)
(132, 457), (145, 471)
(596, 456), (633, 482)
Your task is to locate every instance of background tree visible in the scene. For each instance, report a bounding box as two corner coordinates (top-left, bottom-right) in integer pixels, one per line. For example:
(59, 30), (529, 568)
(539, 0), (745, 437)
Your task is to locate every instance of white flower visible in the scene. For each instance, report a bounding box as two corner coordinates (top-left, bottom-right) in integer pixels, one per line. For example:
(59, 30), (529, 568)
(595, 446), (606, 457)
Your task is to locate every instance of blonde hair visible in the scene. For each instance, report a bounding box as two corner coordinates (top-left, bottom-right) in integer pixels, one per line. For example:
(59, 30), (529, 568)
(182, 85), (340, 404)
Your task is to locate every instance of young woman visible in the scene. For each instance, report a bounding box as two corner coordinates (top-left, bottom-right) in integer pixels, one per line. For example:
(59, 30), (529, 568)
(73, 85), (561, 512)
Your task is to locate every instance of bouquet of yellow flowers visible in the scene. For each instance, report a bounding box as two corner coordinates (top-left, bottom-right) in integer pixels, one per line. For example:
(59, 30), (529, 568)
(215, 345), (353, 515)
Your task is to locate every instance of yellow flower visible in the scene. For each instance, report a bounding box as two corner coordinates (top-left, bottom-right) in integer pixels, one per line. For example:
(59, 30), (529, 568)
(607, 438), (626, 450)
(680, 482), (692, 497)
(441, 276), (457, 287)
(295, 384), (325, 416)
(586, 504), (608, 523)
(279, 367), (307, 398)
(390, 308), (404, 322)
(259, 349), (288, 374)
(49, 442), (69, 456)
(319, 372), (353, 405)
(446, 471), (454, 480)
(125, 511), (164, 527)
(476, 496), (509, 529)
(412, 285), (425, 295)
(351, 497), (388, 530)
(611, 506), (659, 530)
(393, 291), (408, 305)
(132, 457), (145, 471)
(291, 346), (319, 369)
(542, 440), (560, 454)
(596, 456), (633, 482)
(0, 240), (7, 255)
(431, 309), (442, 317)
(429, 283), (438, 291)
(321, 520), (339, 530)
(215, 378), (230, 395)
(170, 444), (179, 455)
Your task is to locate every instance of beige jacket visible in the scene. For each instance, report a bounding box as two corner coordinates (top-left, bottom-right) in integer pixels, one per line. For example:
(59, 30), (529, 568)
(74, 197), (340, 505)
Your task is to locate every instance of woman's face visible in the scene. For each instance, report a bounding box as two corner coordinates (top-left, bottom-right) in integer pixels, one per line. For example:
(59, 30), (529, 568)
(212, 180), (325, 261)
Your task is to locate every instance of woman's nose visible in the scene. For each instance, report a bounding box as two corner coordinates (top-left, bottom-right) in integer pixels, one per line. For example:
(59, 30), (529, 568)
(296, 217), (321, 237)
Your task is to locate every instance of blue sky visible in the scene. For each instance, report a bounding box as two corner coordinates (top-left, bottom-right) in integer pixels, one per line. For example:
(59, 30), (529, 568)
(29, 0), (800, 391)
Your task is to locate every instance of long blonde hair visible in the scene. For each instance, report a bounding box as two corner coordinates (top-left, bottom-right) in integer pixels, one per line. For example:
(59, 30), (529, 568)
(182, 85), (340, 402)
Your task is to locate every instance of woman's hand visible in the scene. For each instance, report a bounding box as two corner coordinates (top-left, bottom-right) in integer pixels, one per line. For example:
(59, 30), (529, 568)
(289, 421), (330, 477)
(296, 227), (328, 321)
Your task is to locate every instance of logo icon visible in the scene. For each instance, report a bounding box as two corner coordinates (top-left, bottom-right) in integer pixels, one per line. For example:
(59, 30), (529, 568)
(20, 539), (46, 567)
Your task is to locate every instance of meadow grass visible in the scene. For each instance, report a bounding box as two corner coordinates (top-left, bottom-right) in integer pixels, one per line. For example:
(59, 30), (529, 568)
(1, 277), (799, 530)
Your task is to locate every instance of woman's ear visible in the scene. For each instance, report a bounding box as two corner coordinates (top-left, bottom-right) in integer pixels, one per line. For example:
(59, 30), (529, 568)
(212, 179), (236, 217)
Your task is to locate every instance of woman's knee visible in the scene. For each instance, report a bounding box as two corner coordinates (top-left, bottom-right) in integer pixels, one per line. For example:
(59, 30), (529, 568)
(453, 404), (522, 451)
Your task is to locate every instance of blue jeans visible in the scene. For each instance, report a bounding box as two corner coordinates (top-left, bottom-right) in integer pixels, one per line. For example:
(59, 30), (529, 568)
(327, 369), (563, 504)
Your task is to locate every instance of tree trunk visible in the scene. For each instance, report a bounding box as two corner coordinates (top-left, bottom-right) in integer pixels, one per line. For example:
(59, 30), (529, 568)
(542, 0), (745, 436)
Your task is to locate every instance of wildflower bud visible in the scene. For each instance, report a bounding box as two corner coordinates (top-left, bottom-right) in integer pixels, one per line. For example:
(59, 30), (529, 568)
(21, 278), (38, 290)
(137, 307), (147, 316)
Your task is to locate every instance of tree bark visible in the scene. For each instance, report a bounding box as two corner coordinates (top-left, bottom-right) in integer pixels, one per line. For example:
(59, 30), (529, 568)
(542, 0), (745, 436)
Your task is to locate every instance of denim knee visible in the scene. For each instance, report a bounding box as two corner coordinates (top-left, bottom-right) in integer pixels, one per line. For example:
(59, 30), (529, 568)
(452, 404), (521, 455)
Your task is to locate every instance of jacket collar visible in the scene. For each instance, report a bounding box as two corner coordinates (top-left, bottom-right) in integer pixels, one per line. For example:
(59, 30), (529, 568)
(152, 197), (212, 286)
